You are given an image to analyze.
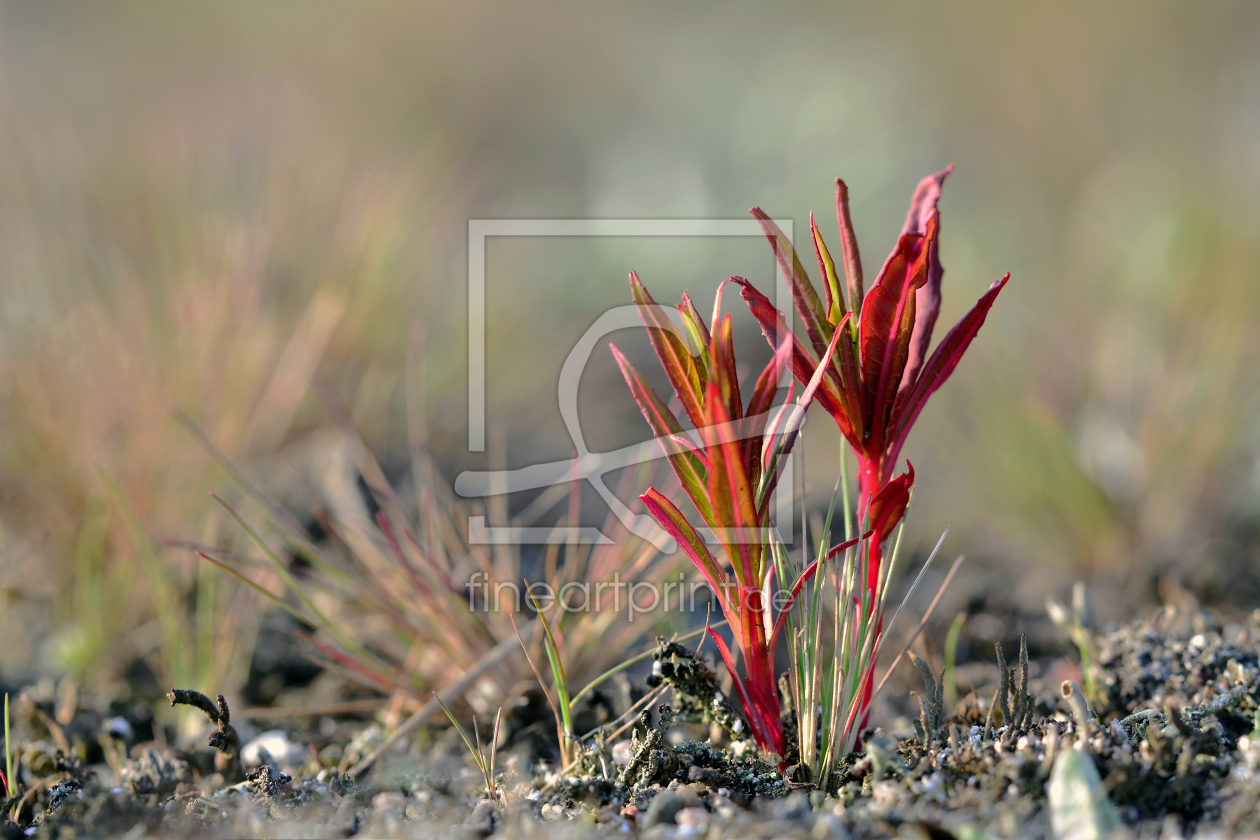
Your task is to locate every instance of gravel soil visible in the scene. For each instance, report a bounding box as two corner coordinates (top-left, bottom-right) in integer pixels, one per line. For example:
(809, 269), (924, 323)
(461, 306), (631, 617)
(4, 604), (1260, 839)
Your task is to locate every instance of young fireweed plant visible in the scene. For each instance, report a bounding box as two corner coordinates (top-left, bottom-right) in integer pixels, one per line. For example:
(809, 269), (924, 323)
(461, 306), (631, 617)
(738, 167), (1008, 726)
(611, 276), (858, 760)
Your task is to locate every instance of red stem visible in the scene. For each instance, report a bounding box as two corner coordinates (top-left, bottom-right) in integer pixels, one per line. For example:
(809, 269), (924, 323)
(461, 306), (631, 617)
(854, 454), (888, 744)
(737, 587), (786, 756)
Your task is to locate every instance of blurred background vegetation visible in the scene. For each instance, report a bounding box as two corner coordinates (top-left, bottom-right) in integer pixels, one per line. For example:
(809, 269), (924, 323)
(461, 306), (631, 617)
(1, 3), (1259, 704)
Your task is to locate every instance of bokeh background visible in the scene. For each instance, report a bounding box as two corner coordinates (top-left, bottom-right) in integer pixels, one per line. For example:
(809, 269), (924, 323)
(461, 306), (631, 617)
(2, 3), (1260, 702)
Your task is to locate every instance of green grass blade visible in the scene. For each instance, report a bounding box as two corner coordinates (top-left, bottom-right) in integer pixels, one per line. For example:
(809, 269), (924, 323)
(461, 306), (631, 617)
(527, 588), (572, 737)
(194, 552), (314, 626)
(879, 525), (948, 648)
(567, 620), (729, 711)
(5, 692), (12, 803)
(98, 469), (189, 687)
(944, 611), (967, 709)
(433, 694), (486, 775)
(210, 493), (382, 671)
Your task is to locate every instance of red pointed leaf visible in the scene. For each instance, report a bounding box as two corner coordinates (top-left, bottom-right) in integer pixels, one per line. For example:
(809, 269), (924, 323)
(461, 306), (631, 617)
(640, 489), (731, 617)
(707, 624), (783, 755)
(678, 291), (712, 356)
(742, 338), (792, 486)
(746, 337), (791, 433)
(611, 344), (713, 524)
(703, 382), (761, 586)
(868, 461), (914, 539)
(899, 166), (952, 395)
(858, 282), (896, 432)
(706, 629), (762, 745)
(733, 277), (851, 439)
(834, 178), (865, 318)
(629, 272), (707, 430)
(759, 312), (850, 515)
(709, 313), (744, 423)
(750, 207), (831, 360)
(861, 224), (931, 450)
(834, 314), (865, 446)
(888, 273), (1009, 471)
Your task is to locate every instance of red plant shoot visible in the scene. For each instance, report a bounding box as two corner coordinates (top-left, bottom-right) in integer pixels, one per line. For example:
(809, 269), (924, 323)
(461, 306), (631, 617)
(738, 167), (1008, 724)
(611, 276), (855, 758)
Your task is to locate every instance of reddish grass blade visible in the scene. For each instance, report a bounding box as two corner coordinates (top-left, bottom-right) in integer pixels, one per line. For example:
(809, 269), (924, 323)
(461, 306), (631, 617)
(769, 531), (862, 652)
(376, 511), (433, 598)
(298, 630), (420, 700)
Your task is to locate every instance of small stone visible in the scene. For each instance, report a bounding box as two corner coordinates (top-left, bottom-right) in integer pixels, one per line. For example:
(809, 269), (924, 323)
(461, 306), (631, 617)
(676, 784), (703, 808)
(596, 804), (623, 824)
(642, 790), (684, 827)
(465, 799), (497, 835)
(540, 803), (565, 821)
(197, 773), (225, 797)
(373, 792), (406, 814)
(675, 806), (708, 833)
(242, 730), (307, 769)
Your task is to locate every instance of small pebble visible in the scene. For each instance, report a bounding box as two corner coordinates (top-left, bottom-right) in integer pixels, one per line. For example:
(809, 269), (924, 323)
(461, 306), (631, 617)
(642, 790), (683, 827)
(675, 806), (708, 833)
(242, 730), (307, 768)
(676, 783), (702, 808)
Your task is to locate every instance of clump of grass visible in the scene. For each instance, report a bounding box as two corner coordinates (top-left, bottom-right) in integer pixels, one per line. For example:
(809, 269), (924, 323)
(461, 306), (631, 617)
(775, 473), (960, 788)
(511, 590), (575, 767)
(435, 696), (502, 800)
(186, 409), (683, 746)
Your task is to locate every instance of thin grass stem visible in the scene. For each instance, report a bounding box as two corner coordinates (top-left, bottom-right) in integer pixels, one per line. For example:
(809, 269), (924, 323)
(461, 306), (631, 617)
(4, 692), (12, 809)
